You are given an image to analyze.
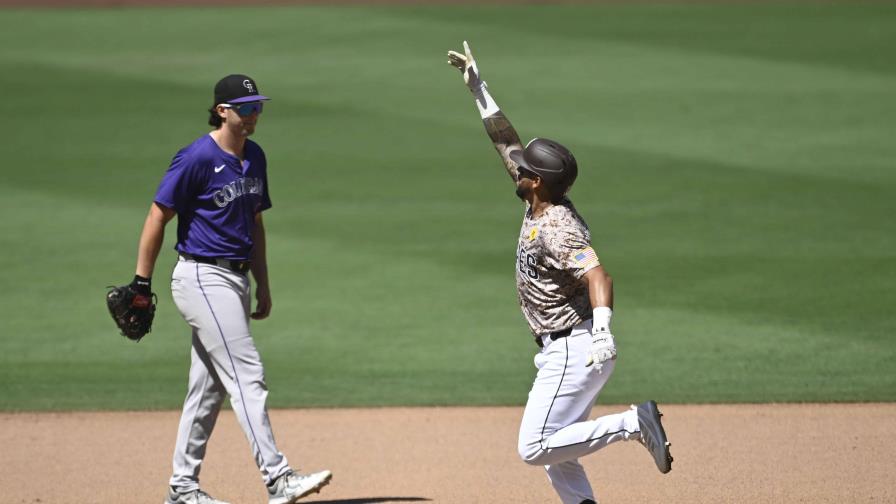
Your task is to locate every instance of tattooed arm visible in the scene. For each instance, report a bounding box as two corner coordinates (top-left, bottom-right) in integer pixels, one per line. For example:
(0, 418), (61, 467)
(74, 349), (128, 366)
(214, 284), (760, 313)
(448, 41), (524, 183)
(483, 111), (524, 182)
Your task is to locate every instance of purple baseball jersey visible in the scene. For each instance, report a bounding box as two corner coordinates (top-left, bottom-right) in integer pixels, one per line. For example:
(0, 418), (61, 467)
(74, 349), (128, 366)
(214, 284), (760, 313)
(154, 133), (272, 260)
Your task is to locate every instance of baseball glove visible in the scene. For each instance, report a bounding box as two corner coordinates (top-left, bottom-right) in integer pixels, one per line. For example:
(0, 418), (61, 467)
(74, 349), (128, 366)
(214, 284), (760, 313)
(106, 283), (156, 342)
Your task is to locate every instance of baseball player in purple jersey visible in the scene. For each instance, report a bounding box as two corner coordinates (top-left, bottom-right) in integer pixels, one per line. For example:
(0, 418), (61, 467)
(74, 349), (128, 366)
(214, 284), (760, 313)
(128, 74), (331, 504)
(448, 43), (673, 503)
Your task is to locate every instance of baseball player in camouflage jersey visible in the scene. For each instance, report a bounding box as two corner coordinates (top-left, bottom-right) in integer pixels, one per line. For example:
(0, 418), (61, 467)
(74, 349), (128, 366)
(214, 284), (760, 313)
(448, 42), (673, 503)
(128, 74), (331, 504)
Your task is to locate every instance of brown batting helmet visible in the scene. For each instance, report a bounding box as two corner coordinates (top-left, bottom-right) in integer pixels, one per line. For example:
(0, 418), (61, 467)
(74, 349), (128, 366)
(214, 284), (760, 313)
(510, 138), (578, 198)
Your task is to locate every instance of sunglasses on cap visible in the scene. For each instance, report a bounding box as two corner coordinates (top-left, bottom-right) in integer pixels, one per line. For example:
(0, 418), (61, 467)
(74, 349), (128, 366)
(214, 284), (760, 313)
(221, 102), (264, 117)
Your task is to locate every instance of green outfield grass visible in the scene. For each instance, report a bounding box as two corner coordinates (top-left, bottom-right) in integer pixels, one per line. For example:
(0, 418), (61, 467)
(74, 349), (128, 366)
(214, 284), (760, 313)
(0, 3), (894, 410)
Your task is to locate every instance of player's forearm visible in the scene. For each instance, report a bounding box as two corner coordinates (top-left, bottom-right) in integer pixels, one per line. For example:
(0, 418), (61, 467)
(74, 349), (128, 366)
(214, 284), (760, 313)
(471, 80), (523, 181)
(135, 203), (172, 278)
(483, 111), (520, 147)
(250, 254), (269, 291)
(483, 111), (524, 181)
(250, 217), (269, 290)
(586, 266), (614, 332)
(586, 266), (614, 310)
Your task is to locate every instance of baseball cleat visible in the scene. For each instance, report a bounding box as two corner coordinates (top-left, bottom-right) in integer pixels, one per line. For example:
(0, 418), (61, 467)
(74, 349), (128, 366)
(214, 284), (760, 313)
(164, 488), (230, 504)
(267, 470), (333, 504)
(634, 400), (674, 473)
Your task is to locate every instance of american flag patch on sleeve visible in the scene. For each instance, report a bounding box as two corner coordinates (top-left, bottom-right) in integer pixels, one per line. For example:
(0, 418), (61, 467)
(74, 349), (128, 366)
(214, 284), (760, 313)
(573, 246), (600, 270)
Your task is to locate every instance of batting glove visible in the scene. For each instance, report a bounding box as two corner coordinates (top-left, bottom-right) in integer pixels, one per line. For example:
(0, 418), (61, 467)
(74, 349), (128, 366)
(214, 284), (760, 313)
(447, 40), (500, 118)
(586, 307), (617, 371)
(447, 40), (484, 93)
(586, 330), (617, 372)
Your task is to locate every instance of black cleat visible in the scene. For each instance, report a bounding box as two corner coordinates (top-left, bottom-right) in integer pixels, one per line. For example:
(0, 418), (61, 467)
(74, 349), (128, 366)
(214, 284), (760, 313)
(635, 400), (673, 473)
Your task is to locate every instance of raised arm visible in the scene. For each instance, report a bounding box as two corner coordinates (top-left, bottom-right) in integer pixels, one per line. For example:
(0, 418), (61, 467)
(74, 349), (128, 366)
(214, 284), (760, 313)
(448, 41), (523, 182)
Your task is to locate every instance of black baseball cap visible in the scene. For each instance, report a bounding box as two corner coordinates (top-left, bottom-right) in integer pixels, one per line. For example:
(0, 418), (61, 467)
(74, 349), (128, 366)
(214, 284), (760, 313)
(213, 74), (270, 106)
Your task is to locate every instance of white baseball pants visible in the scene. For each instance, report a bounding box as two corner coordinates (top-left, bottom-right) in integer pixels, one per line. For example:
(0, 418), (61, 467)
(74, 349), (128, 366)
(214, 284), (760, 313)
(168, 257), (291, 492)
(518, 319), (641, 504)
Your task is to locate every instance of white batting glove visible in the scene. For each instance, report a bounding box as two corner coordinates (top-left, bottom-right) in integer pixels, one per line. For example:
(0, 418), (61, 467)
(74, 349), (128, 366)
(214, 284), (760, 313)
(586, 307), (617, 371)
(586, 330), (617, 372)
(447, 40), (500, 118)
(447, 40), (485, 94)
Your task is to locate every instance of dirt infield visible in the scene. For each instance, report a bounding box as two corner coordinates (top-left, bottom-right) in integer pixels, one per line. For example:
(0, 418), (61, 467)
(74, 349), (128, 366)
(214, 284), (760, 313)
(2, 404), (893, 503)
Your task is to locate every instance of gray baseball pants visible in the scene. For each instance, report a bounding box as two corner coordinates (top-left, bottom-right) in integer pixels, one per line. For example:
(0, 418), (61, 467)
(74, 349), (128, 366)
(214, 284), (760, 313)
(168, 256), (291, 492)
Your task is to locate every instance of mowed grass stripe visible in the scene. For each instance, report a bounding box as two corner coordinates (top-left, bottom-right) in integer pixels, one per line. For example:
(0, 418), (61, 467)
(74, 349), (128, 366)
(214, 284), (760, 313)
(385, 3), (896, 77)
(3, 6), (893, 185)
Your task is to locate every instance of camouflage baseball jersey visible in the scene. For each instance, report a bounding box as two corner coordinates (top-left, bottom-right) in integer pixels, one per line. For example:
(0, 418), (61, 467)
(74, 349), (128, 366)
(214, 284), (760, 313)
(516, 198), (601, 336)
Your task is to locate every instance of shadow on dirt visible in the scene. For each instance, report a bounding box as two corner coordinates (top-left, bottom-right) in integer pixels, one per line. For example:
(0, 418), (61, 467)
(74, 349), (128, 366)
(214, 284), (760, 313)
(311, 498), (430, 504)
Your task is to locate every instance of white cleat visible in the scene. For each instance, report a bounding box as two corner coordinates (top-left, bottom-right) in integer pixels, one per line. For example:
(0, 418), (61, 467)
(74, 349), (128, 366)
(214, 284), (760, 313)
(164, 488), (230, 504)
(267, 470), (333, 504)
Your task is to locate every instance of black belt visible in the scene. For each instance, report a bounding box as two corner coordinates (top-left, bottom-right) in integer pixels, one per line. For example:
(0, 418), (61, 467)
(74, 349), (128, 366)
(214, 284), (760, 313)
(535, 326), (574, 348)
(181, 253), (251, 274)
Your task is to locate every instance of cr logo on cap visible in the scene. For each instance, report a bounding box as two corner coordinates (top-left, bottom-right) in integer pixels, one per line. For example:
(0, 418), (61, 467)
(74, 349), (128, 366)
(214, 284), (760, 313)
(243, 79), (255, 93)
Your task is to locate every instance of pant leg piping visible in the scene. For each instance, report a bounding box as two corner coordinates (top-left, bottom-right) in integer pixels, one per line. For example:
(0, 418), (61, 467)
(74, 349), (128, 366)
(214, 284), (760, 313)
(543, 427), (637, 451)
(540, 337), (570, 450)
(194, 263), (267, 467)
